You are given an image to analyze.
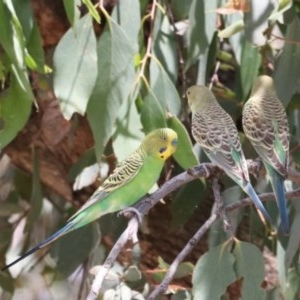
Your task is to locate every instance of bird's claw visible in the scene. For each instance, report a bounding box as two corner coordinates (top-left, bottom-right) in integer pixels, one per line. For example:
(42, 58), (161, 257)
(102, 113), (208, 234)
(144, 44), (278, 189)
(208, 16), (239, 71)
(118, 207), (143, 223)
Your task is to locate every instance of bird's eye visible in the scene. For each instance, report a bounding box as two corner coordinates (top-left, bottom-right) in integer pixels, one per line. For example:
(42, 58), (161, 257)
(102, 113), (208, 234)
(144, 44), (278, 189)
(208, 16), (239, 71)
(162, 136), (167, 141)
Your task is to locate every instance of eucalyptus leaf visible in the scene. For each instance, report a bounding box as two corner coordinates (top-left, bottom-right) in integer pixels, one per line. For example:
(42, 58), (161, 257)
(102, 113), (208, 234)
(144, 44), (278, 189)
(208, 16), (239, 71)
(240, 41), (261, 99)
(140, 91), (166, 134)
(112, 0), (140, 51)
(171, 180), (205, 227)
(0, 1), (34, 102)
(233, 241), (265, 300)
(152, 12), (178, 83)
(83, 0), (100, 23)
(150, 59), (181, 116)
(244, 0), (276, 45)
(113, 98), (144, 161)
(192, 242), (236, 300)
(285, 201), (300, 269)
(218, 20), (245, 39)
(63, 0), (81, 26)
(186, 0), (217, 69)
(87, 14), (136, 161)
(167, 115), (199, 169)
(0, 74), (32, 150)
(274, 11), (300, 107)
(54, 14), (98, 120)
(51, 222), (100, 277)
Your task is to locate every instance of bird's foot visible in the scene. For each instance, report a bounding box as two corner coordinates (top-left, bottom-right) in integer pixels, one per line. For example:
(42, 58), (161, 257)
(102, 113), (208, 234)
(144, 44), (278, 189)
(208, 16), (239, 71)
(188, 163), (210, 178)
(118, 207), (143, 223)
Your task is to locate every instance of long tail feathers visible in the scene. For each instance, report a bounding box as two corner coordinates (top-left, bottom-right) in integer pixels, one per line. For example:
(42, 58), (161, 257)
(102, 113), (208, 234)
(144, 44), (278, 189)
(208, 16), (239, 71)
(270, 172), (290, 235)
(2, 222), (74, 271)
(243, 182), (272, 225)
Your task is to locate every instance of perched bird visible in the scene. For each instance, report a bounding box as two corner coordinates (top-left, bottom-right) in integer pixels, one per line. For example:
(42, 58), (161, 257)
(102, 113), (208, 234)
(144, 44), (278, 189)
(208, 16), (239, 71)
(243, 75), (290, 235)
(186, 85), (271, 224)
(2, 128), (178, 270)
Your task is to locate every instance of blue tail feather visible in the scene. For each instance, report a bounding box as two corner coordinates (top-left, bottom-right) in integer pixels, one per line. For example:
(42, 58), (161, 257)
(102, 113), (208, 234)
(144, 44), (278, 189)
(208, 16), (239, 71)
(2, 222), (74, 271)
(243, 182), (272, 224)
(270, 172), (289, 235)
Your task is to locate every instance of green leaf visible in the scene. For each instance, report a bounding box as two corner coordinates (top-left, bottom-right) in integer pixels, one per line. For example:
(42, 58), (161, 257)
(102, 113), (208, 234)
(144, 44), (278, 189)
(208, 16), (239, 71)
(171, 180), (205, 227)
(51, 222), (100, 277)
(113, 98), (144, 161)
(167, 115), (199, 169)
(83, 0), (100, 23)
(63, 0), (81, 26)
(277, 240), (287, 287)
(87, 14), (136, 161)
(186, 0), (217, 69)
(26, 20), (45, 72)
(174, 262), (194, 279)
(11, 0), (44, 72)
(233, 241), (265, 300)
(0, 1), (34, 102)
(152, 12), (178, 83)
(192, 242), (236, 300)
(244, 0), (275, 45)
(284, 266), (300, 299)
(274, 11), (300, 106)
(226, 14), (245, 65)
(150, 59), (181, 116)
(112, 0), (140, 51)
(170, 0), (193, 20)
(240, 41), (261, 99)
(25, 147), (43, 232)
(218, 20), (245, 39)
(10, 0), (33, 39)
(140, 91), (166, 134)
(124, 265), (142, 282)
(0, 75), (32, 150)
(269, 0), (292, 23)
(285, 201), (300, 269)
(54, 14), (98, 120)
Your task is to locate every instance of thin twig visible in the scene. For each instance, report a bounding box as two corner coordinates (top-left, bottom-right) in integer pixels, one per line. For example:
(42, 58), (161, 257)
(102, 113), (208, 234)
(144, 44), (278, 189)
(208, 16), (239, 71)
(147, 214), (218, 300)
(212, 178), (234, 235)
(86, 217), (139, 300)
(87, 161), (300, 299)
(147, 187), (300, 299)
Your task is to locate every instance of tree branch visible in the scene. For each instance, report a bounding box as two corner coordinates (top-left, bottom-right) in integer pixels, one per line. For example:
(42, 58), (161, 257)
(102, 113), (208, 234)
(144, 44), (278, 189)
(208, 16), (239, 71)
(147, 187), (300, 299)
(86, 160), (300, 299)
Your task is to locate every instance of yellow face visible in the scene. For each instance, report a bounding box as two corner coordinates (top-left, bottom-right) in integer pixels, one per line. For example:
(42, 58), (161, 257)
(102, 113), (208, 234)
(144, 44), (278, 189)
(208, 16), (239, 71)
(144, 128), (178, 160)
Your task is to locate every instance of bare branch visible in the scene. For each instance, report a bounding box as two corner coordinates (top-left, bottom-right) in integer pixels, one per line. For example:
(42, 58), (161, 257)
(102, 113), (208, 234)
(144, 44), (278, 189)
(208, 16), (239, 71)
(147, 187), (300, 299)
(87, 160), (300, 299)
(86, 217), (140, 300)
(212, 177), (234, 235)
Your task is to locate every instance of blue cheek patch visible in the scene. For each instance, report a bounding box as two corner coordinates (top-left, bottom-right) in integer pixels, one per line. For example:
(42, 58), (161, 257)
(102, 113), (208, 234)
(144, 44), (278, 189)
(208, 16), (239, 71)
(171, 139), (178, 146)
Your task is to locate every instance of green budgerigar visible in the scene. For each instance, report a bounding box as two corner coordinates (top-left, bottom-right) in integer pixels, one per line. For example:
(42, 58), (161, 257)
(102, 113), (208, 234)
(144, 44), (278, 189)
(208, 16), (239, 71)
(243, 75), (290, 235)
(186, 85), (271, 223)
(2, 128), (178, 270)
